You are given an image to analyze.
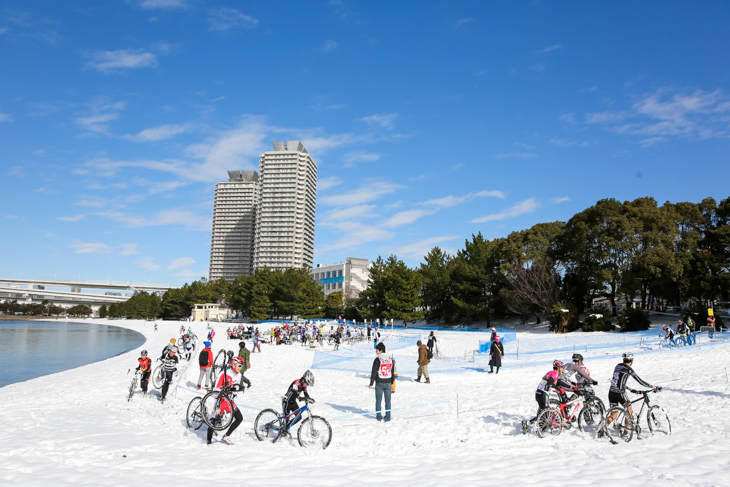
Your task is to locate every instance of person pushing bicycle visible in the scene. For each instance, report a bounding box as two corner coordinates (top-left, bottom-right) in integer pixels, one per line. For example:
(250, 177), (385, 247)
(136, 350), (152, 394)
(282, 370), (314, 431)
(206, 356), (246, 445)
(522, 360), (578, 434)
(603, 352), (658, 435)
(563, 353), (598, 389)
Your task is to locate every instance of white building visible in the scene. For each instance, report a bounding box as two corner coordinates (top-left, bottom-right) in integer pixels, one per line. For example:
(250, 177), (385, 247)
(191, 303), (231, 322)
(311, 258), (370, 297)
(253, 141), (317, 271)
(209, 170), (259, 281)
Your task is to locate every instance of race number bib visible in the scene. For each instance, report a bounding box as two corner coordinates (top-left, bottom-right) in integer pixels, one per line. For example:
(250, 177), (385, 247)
(378, 357), (393, 379)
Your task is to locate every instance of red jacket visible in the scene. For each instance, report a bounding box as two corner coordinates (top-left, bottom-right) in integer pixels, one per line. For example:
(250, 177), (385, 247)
(200, 347), (214, 369)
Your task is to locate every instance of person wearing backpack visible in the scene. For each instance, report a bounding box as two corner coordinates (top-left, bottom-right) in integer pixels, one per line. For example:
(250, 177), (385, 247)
(427, 331), (437, 357)
(415, 340), (431, 383)
(237, 341), (252, 388)
(488, 336), (504, 374)
(197, 341), (214, 390)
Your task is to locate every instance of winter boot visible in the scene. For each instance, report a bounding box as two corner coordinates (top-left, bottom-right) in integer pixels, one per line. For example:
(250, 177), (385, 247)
(414, 376), (421, 382)
(496, 367), (500, 374)
(521, 420), (528, 435)
(425, 377), (430, 384)
(222, 435), (234, 445)
(488, 367), (494, 374)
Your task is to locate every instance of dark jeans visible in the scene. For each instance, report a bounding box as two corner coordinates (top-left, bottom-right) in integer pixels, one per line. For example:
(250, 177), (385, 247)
(374, 383), (392, 420)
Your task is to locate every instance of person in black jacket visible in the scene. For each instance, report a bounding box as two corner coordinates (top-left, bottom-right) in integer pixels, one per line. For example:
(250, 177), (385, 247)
(369, 342), (395, 422)
(488, 336), (504, 374)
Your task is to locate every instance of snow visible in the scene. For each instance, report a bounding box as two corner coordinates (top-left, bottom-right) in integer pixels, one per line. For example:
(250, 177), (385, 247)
(2, 318), (730, 486)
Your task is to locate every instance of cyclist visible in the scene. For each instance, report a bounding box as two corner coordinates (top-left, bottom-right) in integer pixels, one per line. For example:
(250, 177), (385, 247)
(160, 338), (177, 360)
(159, 346), (179, 402)
(206, 356), (246, 445)
(659, 325), (675, 345)
(563, 353), (598, 388)
(603, 352), (658, 436)
(136, 350), (152, 394)
(522, 360), (578, 434)
(282, 370), (314, 431)
(676, 320), (690, 337)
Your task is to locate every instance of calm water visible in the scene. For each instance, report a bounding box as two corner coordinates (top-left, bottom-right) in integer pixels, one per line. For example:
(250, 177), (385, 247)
(0, 320), (145, 388)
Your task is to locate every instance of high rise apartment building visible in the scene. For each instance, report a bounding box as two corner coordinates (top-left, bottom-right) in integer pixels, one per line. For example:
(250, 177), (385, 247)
(253, 141), (317, 271)
(208, 170), (259, 281)
(208, 141), (317, 281)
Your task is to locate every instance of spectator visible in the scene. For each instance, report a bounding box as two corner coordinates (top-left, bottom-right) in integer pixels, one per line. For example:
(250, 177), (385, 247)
(237, 341), (252, 388)
(252, 330), (261, 353)
(488, 336), (504, 374)
(415, 340), (431, 383)
(369, 342), (394, 422)
(197, 341), (214, 390)
(427, 331), (437, 356)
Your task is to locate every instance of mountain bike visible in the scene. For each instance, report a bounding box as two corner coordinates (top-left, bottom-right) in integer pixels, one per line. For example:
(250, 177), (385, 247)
(127, 368), (140, 401)
(674, 333), (696, 347)
(601, 388), (670, 444)
(186, 396), (204, 430)
(254, 398), (332, 449)
(535, 388), (604, 438)
(200, 385), (240, 431)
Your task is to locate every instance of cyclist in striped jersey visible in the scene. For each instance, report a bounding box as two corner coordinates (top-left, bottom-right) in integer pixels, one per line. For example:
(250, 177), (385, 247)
(159, 346), (179, 402)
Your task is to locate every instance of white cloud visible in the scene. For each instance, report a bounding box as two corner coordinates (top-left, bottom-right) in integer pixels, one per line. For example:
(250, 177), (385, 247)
(494, 152), (537, 159)
(581, 86), (598, 93)
(384, 209), (435, 228)
(585, 111), (628, 124)
(70, 240), (111, 254)
(58, 215), (85, 222)
(322, 40), (338, 52)
(96, 209), (210, 231)
(357, 113), (398, 130)
(391, 236), (460, 260)
(343, 151), (381, 166)
(138, 0), (188, 10)
(421, 190), (506, 210)
(0, 110), (13, 122)
(120, 243), (141, 256)
(75, 196), (107, 208)
(124, 123), (190, 142)
(471, 198), (541, 223)
(10, 166), (25, 177)
(549, 138), (597, 147)
(319, 222), (393, 252)
(169, 257), (195, 270)
(541, 44), (562, 53)
(529, 63), (546, 72)
(559, 113), (575, 124)
(551, 197), (571, 204)
(320, 205), (376, 223)
(208, 8), (259, 31)
(319, 181), (402, 206)
(85, 49), (158, 74)
(318, 176), (343, 191)
(456, 18), (475, 29)
(75, 99), (127, 134)
(137, 257), (161, 271)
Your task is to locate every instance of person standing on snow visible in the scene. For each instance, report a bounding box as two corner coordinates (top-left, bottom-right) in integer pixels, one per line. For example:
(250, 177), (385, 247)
(237, 341), (252, 388)
(427, 331), (437, 356)
(488, 336), (504, 374)
(369, 342), (395, 421)
(415, 340), (431, 383)
(197, 341), (214, 391)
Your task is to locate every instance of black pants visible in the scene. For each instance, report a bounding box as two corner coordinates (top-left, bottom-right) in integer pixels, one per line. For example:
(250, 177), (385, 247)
(207, 407), (243, 442)
(160, 370), (174, 399)
(531, 390), (550, 421)
(140, 370), (151, 393)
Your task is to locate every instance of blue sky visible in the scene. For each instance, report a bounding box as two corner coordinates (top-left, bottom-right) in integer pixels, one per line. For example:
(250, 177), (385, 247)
(1, 0), (729, 286)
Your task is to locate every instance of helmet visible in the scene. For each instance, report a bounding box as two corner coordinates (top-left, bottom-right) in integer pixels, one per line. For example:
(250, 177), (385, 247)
(553, 360), (565, 370)
(140, 350), (148, 356)
(230, 356), (243, 367)
(239, 341), (246, 348)
(169, 346), (178, 353)
(170, 338), (176, 343)
(572, 353), (583, 362)
(622, 352), (634, 362)
(302, 370), (315, 387)
(663, 325), (668, 330)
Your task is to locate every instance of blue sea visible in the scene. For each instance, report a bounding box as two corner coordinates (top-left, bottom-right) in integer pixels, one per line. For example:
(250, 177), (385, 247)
(0, 320), (145, 388)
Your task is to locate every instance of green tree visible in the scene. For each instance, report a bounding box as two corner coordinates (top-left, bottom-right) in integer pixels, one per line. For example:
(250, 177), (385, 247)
(419, 247), (454, 323)
(98, 304), (108, 318)
(382, 255), (424, 326)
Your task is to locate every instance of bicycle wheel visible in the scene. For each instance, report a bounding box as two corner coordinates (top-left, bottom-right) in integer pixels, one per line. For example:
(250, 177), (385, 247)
(186, 397), (204, 430)
(297, 415), (332, 449)
(578, 402), (603, 435)
(603, 407), (633, 443)
(674, 337), (686, 347)
(254, 408), (283, 443)
(127, 375), (137, 402)
(535, 408), (562, 438)
(201, 391), (234, 431)
(152, 366), (164, 390)
(647, 406), (671, 436)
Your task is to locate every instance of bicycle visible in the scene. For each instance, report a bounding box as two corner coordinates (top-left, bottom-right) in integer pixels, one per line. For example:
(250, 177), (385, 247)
(535, 388), (604, 438)
(200, 385), (240, 431)
(674, 333), (696, 347)
(658, 337), (676, 349)
(186, 397), (204, 430)
(254, 398), (332, 449)
(127, 368), (140, 401)
(601, 388), (670, 444)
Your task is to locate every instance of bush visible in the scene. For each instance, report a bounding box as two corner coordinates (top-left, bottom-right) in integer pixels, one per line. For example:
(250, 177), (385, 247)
(582, 309), (615, 332)
(550, 301), (579, 333)
(617, 307), (650, 332)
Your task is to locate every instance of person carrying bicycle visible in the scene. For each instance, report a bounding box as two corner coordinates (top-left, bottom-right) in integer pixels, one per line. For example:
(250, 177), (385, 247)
(136, 350), (152, 394)
(160, 338), (177, 360)
(206, 356), (246, 445)
(603, 352), (658, 435)
(159, 346), (179, 402)
(563, 353), (598, 389)
(282, 370), (314, 431)
(522, 360), (578, 434)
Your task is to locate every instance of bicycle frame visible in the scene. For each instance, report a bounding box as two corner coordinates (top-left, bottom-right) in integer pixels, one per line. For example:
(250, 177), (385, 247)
(623, 391), (652, 422)
(557, 395), (585, 423)
(282, 404), (311, 431)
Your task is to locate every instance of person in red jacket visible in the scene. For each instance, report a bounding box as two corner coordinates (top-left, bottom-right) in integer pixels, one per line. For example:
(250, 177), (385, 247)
(136, 350), (152, 394)
(197, 341), (214, 391)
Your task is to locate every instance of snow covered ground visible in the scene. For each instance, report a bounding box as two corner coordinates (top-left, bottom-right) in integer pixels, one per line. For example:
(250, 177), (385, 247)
(2, 318), (730, 486)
